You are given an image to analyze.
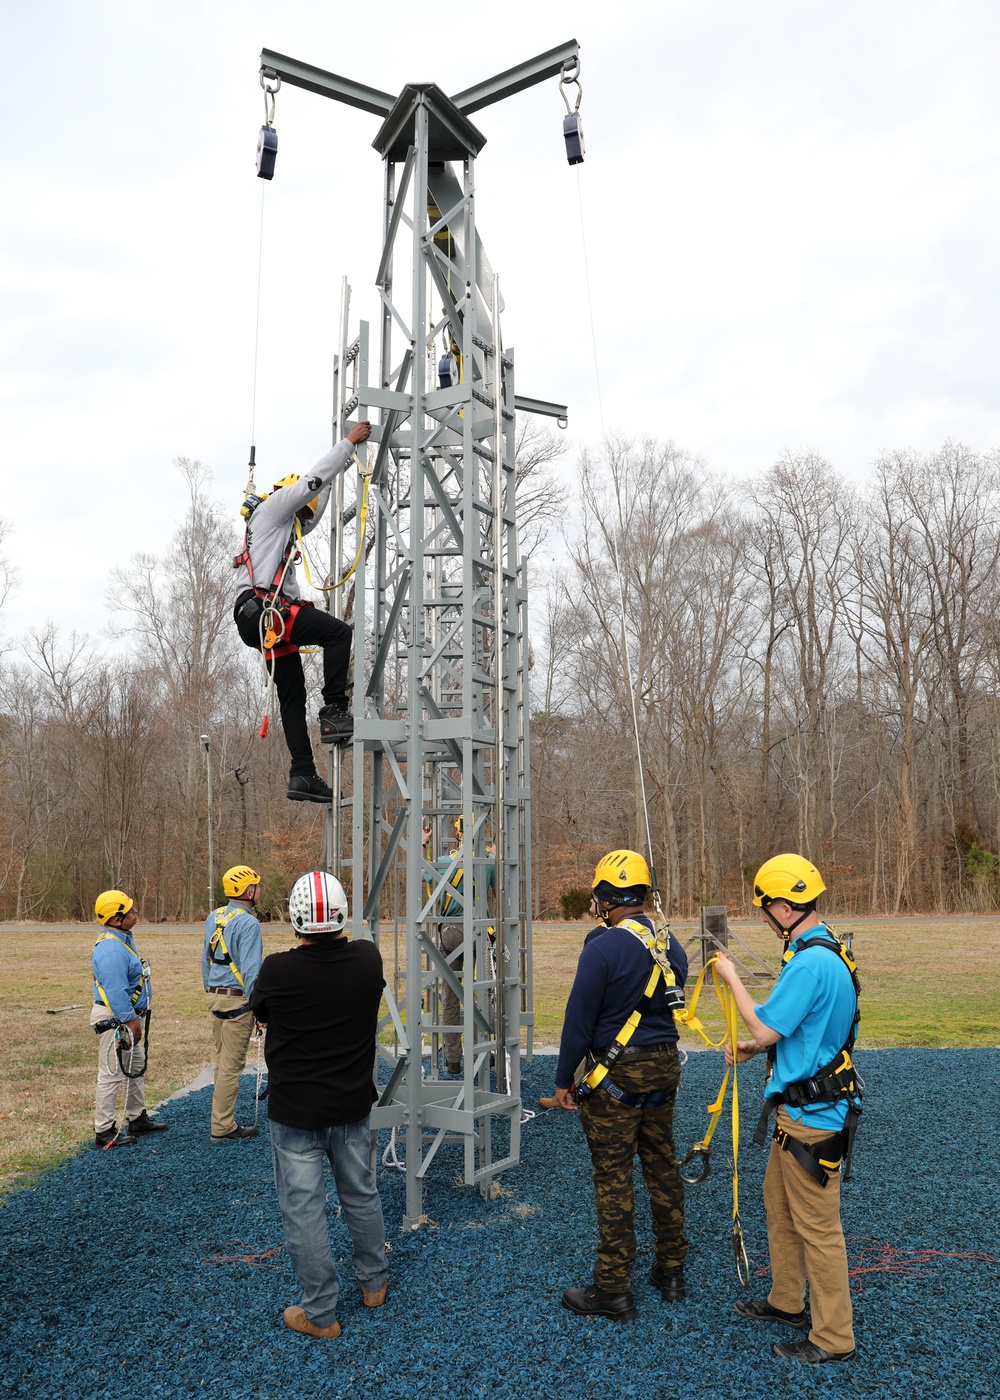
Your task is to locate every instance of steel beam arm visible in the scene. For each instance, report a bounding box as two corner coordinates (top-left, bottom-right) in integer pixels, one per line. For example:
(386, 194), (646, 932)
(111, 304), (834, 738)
(260, 48), (394, 115)
(450, 40), (579, 115)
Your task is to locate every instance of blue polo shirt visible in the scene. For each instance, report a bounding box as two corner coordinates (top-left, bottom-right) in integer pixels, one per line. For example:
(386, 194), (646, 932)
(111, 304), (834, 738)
(757, 922), (859, 1130)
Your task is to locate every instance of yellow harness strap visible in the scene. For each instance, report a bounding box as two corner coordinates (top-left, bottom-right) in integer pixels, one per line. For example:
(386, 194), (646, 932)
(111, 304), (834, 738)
(208, 908), (246, 990)
(94, 930), (144, 1011)
(441, 857), (464, 917)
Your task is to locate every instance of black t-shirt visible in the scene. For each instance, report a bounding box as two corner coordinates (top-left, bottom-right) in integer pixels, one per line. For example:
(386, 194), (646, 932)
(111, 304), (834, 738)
(249, 935), (384, 1129)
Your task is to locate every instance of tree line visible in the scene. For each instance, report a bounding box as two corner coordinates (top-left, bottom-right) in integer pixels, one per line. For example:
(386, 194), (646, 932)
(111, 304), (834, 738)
(3, 438), (999, 921)
(532, 437), (1000, 916)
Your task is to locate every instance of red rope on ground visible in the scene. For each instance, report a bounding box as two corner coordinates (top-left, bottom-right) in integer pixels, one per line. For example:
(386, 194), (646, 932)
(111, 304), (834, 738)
(845, 1238), (996, 1293)
(744, 1237), (996, 1295)
(203, 1241), (285, 1268)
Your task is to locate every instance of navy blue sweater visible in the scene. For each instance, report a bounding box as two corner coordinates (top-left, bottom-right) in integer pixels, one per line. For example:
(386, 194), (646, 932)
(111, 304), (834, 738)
(555, 916), (688, 1089)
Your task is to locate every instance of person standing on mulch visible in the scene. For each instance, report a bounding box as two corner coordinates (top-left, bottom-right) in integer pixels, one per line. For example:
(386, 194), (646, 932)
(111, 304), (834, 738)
(202, 865), (264, 1142)
(421, 818), (496, 1075)
(250, 870), (387, 1340)
(91, 889), (170, 1149)
(553, 850), (689, 1321)
(715, 853), (860, 1367)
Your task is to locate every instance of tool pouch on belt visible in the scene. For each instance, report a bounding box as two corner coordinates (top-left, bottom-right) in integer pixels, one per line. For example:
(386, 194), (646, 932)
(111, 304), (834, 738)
(234, 590), (265, 646)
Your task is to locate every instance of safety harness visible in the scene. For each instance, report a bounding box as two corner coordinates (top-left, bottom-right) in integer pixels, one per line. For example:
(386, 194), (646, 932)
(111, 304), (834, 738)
(94, 929), (149, 1014)
(207, 907), (254, 1020)
(752, 930), (863, 1187)
(439, 853), (466, 917)
(93, 930), (152, 1082)
(234, 530), (309, 662)
(575, 918), (685, 1109)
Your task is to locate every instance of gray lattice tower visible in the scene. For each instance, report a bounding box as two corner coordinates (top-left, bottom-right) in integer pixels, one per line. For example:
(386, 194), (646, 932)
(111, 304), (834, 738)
(260, 43), (575, 1224)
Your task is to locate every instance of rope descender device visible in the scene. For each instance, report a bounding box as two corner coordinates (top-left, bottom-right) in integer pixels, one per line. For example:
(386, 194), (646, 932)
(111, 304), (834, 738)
(559, 57), (584, 165)
(257, 69), (280, 180)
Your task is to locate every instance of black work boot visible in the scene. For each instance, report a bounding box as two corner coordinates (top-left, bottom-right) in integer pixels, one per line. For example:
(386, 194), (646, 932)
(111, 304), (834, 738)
(287, 774), (334, 804)
(318, 702), (353, 747)
(127, 1111), (169, 1136)
(772, 1338), (856, 1365)
(561, 1284), (636, 1321)
(211, 1125), (259, 1142)
(735, 1296), (809, 1329)
(95, 1127), (137, 1149)
(649, 1261), (685, 1301)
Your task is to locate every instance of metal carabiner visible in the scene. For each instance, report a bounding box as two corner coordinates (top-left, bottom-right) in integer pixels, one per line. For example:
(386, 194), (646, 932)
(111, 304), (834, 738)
(732, 1215), (751, 1290)
(679, 1142), (712, 1184)
(559, 57), (583, 115)
(260, 68), (281, 126)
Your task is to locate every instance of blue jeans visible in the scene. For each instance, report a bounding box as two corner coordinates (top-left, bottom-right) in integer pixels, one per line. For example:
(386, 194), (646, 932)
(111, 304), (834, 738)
(270, 1116), (387, 1326)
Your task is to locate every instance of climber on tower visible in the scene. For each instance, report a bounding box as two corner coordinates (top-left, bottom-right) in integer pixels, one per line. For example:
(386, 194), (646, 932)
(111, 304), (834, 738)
(233, 421), (371, 804)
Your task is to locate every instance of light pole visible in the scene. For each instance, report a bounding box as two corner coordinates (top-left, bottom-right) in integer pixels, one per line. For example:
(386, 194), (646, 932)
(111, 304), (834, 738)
(200, 734), (214, 908)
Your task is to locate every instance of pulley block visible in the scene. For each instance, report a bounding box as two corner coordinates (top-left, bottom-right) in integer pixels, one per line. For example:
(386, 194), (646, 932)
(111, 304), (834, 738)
(256, 124), (278, 180)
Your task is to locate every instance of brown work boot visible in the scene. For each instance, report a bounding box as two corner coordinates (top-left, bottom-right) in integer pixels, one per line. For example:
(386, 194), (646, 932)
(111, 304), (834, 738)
(362, 1281), (388, 1308)
(538, 1095), (559, 1110)
(282, 1306), (342, 1339)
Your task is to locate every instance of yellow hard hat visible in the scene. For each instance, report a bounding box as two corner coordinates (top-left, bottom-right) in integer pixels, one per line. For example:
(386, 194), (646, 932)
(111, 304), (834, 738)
(592, 849), (652, 892)
(273, 473), (319, 515)
(222, 866), (261, 899)
(752, 853), (826, 907)
(95, 889), (133, 925)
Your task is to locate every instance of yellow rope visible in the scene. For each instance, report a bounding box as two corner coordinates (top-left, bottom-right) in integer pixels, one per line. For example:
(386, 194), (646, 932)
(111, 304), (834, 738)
(294, 454), (372, 594)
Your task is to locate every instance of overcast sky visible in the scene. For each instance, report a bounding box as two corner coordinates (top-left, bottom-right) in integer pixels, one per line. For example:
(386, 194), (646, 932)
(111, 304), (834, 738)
(5, 0), (1000, 642)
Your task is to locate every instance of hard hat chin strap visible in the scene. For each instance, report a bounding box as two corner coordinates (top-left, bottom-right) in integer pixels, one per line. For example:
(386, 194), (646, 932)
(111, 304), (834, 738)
(763, 901), (812, 944)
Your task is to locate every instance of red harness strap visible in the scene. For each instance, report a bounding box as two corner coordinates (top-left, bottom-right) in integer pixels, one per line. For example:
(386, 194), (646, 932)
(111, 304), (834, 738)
(236, 529), (309, 661)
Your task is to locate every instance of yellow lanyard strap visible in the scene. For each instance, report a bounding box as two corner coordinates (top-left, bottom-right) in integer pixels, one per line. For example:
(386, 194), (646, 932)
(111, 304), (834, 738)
(293, 457), (372, 595)
(676, 953), (750, 1287)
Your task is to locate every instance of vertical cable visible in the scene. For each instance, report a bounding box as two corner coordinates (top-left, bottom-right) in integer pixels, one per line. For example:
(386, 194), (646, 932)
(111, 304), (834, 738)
(575, 168), (657, 877)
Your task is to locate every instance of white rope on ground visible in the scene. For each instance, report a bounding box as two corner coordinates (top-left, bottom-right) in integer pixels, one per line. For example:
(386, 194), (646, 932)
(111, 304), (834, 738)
(382, 1126), (405, 1170)
(251, 1026), (266, 1131)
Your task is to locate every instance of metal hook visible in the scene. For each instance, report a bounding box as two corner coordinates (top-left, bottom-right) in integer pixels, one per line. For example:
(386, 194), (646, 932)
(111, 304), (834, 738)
(732, 1216), (751, 1289)
(679, 1142), (712, 1184)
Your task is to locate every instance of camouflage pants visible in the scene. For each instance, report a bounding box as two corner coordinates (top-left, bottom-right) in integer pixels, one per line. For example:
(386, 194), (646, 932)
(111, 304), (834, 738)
(579, 1045), (686, 1292)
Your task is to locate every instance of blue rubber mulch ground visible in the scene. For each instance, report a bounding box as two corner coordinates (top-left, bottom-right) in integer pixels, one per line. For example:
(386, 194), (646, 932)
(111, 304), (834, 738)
(1, 1050), (997, 1400)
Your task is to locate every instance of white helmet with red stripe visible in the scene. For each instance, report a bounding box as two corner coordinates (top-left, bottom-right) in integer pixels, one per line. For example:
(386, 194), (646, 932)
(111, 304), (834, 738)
(288, 870), (348, 936)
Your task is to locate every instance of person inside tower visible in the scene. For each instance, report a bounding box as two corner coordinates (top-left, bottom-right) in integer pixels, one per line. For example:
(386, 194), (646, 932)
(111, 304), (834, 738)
(233, 421), (371, 804)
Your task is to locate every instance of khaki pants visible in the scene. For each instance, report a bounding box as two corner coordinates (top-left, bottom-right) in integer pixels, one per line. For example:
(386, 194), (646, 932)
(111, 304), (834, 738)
(763, 1105), (854, 1353)
(207, 995), (254, 1137)
(438, 923), (465, 1065)
(91, 1003), (146, 1133)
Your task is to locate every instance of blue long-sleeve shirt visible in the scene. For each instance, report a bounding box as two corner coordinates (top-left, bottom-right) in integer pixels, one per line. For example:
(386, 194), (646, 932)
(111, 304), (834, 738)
(202, 903), (263, 999)
(92, 929), (150, 1021)
(555, 916), (688, 1089)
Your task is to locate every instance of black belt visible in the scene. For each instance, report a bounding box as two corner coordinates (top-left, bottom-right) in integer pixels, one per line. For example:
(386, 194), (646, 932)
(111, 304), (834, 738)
(591, 1041), (676, 1060)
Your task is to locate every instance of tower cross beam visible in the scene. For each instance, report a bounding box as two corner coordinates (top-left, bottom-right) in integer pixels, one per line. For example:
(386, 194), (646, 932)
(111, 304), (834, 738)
(260, 38), (580, 124)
